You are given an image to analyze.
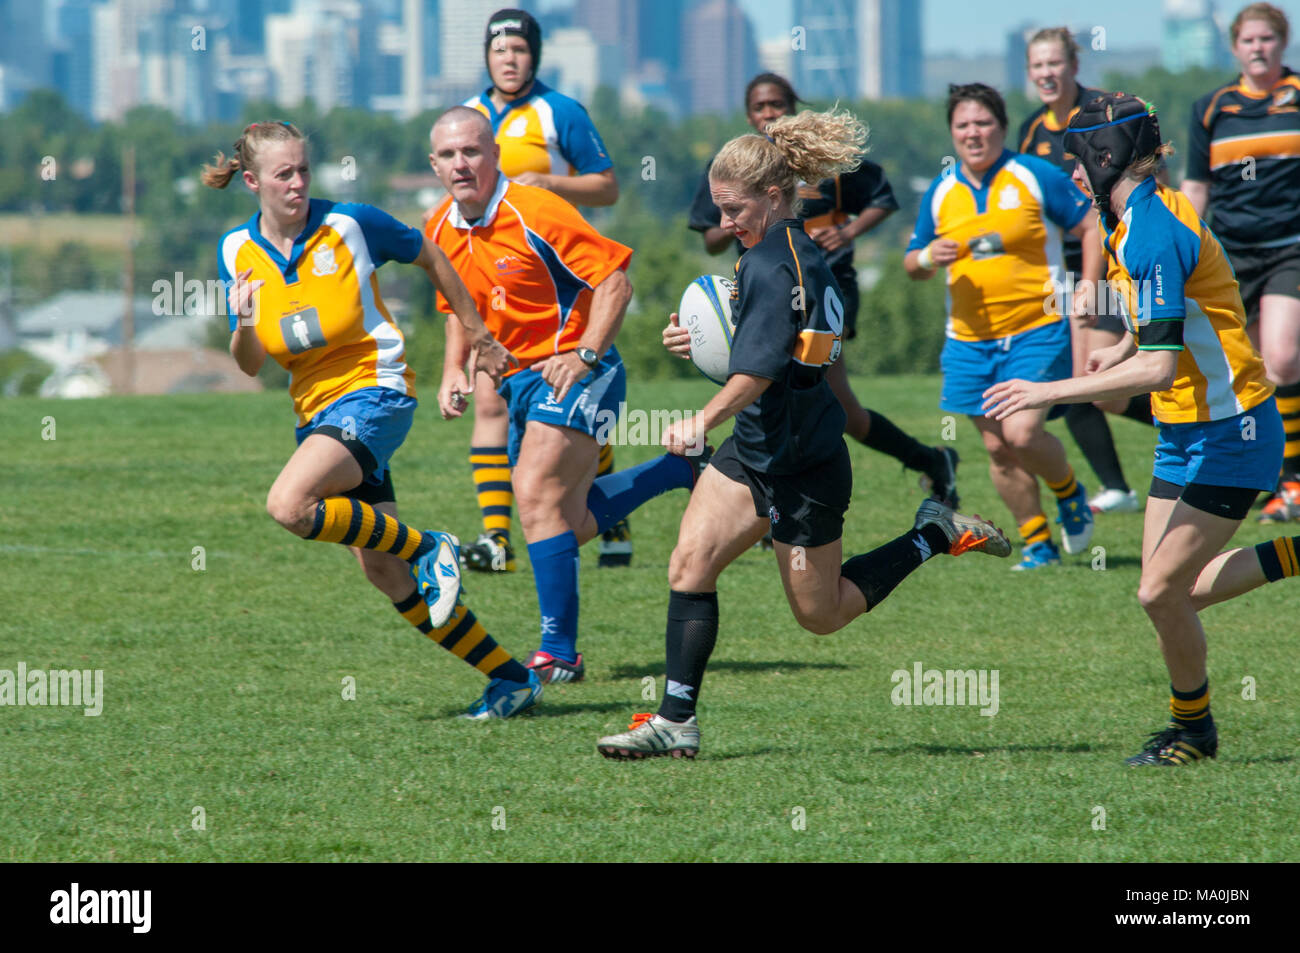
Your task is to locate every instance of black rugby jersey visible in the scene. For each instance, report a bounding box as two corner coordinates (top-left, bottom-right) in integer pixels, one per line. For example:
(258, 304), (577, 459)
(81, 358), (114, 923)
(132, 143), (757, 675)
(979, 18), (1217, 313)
(1187, 69), (1300, 248)
(1018, 85), (1103, 272)
(688, 159), (897, 274)
(727, 219), (847, 475)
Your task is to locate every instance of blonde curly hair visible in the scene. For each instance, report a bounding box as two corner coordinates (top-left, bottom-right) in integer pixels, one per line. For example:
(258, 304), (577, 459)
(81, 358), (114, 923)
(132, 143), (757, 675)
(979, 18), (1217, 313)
(710, 107), (867, 210)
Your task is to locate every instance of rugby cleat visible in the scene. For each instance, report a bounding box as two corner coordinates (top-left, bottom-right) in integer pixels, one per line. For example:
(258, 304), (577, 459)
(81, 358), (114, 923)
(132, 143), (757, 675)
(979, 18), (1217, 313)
(919, 446), (961, 509)
(1125, 722), (1218, 766)
(461, 669), (543, 720)
(524, 649), (585, 684)
(1056, 482), (1095, 554)
(1010, 539), (1061, 571)
(462, 531), (516, 573)
(414, 532), (462, 627)
(598, 518), (633, 568)
(1088, 487), (1140, 513)
(1257, 480), (1300, 523)
(913, 498), (1011, 557)
(597, 712), (700, 760)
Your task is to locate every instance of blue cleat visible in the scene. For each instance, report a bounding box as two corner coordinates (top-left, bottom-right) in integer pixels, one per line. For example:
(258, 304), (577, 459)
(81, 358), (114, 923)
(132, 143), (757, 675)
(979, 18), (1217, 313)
(1057, 482), (1095, 555)
(414, 532), (462, 627)
(461, 669), (543, 720)
(1010, 539), (1061, 571)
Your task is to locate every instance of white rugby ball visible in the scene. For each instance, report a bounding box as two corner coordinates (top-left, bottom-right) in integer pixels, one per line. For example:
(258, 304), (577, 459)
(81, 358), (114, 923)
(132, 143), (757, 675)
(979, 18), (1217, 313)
(678, 274), (736, 385)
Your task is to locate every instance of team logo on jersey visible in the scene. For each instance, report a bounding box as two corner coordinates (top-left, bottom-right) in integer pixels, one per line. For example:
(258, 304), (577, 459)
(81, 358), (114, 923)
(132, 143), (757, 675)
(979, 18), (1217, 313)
(997, 185), (1021, 210)
(496, 255), (526, 275)
(280, 306), (325, 354)
(505, 116), (529, 138)
(768, 505), (780, 525)
(969, 233), (1005, 259)
(311, 243), (338, 276)
(1274, 87), (1298, 107)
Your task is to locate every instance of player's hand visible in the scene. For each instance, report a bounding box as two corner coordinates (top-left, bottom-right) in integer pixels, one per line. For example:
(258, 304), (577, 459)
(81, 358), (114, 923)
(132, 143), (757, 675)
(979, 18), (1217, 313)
(227, 268), (265, 327)
(512, 171), (552, 190)
(1070, 279), (1098, 328)
(1086, 341), (1130, 375)
(927, 239), (961, 266)
(662, 415), (707, 457)
(981, 378), (1051, 420)
(536, 350), (590, 403)
(438, 368), (472, 420)
(468, 333), (517, 387)
(810, 225), (849, 253)
(663, 313), (692, 359)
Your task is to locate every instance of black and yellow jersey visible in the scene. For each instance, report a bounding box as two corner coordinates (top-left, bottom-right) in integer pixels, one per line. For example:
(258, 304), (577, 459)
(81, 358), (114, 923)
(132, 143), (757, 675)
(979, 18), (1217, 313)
(727, 219), (847, 474)
(1187, 68), (1300, 249)
(1018, 85), (1103, 271)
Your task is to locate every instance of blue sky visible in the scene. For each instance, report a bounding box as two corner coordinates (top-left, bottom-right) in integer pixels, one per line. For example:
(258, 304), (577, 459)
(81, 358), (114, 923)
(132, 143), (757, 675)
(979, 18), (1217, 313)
(733, 0), (1300, 54)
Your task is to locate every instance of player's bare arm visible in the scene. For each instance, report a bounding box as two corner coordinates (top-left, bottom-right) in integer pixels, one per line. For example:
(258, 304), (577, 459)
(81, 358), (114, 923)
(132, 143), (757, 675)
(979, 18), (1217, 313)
(662, 372), (773, 458)
(227, 267), (267, 376)
(514, 168), (618, 207)
(982, 348), (1177, 420)
(438, 314), (473, 420)
(536, 269), (633, 401)
(904, 239), (960, 278)
(414, 237), (514, 383)
(1181, 178), (1210, 218)
(810, 206), (893, 253)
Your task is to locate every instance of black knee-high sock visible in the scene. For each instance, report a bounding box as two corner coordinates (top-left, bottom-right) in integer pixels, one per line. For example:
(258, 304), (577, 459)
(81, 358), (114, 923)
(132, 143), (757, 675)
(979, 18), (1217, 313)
(1121, 393), (1154, 426)
(1064, 401), (1128, 492)
(840, 524), (948, 611)
(861, 408), (936, 472)
(658, 590), (718, 723)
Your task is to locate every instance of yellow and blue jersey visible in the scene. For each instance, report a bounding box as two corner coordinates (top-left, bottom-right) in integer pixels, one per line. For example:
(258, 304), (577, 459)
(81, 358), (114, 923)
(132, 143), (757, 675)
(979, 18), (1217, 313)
(1102, 178), (1272, 424)
(464, 79), (612, 180)
(908, 149), (1090, 342)
(219, 198), (423, 425)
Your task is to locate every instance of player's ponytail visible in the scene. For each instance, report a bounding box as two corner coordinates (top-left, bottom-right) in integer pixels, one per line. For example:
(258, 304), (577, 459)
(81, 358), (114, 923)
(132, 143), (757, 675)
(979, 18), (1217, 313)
(201, 120), (306, 190)
(709, 107), (866, 212)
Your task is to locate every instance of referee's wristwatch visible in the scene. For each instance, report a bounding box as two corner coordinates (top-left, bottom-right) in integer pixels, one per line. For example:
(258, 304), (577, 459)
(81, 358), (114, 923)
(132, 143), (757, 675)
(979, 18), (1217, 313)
(575, 346), (600, 368)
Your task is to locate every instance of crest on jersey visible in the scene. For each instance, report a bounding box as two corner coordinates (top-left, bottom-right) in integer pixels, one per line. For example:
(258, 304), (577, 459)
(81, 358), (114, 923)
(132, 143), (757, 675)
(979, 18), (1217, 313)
(969, 233), (1005, 259)
(1274, 87), (1297, 107)
(505, 116), (529, 138)
(997, 184), (1021, 210)
(311, 243), (338, 276)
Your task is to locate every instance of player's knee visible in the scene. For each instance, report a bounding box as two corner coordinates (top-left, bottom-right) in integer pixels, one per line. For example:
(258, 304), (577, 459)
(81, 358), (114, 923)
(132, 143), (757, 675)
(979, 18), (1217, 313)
(1137, 574), (1179, 613)
(668, 542), (716, 591)
(1262, 349), (1300, 386)
(266, 488), (313, 536)
(1001, 424), (1038, 453)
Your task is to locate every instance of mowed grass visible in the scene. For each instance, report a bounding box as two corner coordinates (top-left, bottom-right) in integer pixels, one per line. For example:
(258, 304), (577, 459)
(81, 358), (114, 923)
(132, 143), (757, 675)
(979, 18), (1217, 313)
(1, 375), (1296, 862)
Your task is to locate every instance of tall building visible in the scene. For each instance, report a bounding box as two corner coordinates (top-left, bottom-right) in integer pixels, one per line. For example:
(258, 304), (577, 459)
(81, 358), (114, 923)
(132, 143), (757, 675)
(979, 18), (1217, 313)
(50, 0), (96, 117)
(576, 0), (638, 73)
(1162, 0), (1234, 72)
(266, 8), (354, 111)
(638, 0), (683, 72)
(0, 0), (52, 107)
(437, 0), (497, 86)
(857, 0), (922, 100)
(791, 0), (855, 101)
(683, 0), (759, 114)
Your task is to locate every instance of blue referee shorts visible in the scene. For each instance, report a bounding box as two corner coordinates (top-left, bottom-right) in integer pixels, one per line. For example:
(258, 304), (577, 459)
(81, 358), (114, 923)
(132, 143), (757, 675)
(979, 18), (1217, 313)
(500, 346), (627, 467)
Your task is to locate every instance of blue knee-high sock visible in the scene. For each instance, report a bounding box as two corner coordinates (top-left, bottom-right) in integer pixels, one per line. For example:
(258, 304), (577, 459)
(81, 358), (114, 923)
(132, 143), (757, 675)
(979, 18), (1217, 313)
(528, 531), (580, 661)
(586, 453), (694, 534)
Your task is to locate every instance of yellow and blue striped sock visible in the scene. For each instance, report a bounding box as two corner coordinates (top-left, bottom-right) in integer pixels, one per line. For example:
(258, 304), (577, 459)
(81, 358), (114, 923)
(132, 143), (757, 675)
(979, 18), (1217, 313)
(304, 497), (430, 563)
(597, 442), (615, 478)
(1019, 514), (1051, 546)
(1275, 383), (1300, 478)
(470, 445), (512, 543)
(393, 590), (529, 681)
(1255, 535), (1300, 581)
(1045, 467), (1079, 500)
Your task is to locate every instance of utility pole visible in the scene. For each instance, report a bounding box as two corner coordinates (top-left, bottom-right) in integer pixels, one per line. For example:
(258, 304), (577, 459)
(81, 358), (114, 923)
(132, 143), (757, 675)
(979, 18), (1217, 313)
(122, 144), (135, 395)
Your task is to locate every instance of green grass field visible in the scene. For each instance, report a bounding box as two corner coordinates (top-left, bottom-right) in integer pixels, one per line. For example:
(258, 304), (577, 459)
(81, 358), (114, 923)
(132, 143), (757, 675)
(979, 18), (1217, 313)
(2, 375), (1296, 862)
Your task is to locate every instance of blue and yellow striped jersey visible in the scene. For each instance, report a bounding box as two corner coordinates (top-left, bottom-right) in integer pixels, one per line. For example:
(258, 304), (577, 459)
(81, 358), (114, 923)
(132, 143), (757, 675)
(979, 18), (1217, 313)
(1102, 178), (1273, 423)
(219, 199), (423, 425)
(464, 80), (612, 180)
(908, 149), (1090, 341)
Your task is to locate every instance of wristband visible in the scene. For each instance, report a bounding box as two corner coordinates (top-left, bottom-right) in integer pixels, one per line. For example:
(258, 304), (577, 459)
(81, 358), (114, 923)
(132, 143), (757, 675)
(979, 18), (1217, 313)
(918, 245), (935, 270)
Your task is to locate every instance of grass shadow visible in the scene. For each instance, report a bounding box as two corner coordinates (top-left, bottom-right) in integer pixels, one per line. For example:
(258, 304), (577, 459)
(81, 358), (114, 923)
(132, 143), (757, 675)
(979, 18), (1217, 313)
(607, 659), (851, 679)
(868, 742), (1099, 756)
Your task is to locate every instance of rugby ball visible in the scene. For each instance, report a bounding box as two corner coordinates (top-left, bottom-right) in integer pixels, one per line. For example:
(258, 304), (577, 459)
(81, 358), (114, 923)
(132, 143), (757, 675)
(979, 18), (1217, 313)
(678, 275), (736, 385)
